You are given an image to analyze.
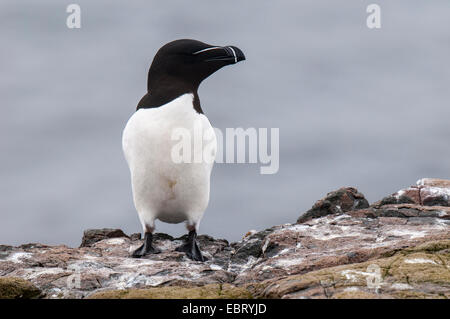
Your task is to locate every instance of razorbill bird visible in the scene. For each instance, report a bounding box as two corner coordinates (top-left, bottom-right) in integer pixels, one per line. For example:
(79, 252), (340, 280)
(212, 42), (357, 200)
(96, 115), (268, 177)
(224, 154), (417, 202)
(122, 39), (245, 261)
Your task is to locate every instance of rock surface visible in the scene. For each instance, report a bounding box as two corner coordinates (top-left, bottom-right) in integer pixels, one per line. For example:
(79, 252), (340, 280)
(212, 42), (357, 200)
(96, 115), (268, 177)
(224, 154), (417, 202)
(248, 240), (450, 299)
(88, 283), (253, 299)
(0, 277), (41, 299)
(0, 178), (449, 299)
(374, 178), (450, 207)
(80, 228), (129, 248)
(297, 187), (369, 223)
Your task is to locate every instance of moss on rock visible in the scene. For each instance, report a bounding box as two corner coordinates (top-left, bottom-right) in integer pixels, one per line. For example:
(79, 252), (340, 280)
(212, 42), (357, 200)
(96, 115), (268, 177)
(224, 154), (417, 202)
(0, 277), (41, 299)
(88, 283), (253, 299)
(332, 290), (380, 299)
(391, 291), (447, 299)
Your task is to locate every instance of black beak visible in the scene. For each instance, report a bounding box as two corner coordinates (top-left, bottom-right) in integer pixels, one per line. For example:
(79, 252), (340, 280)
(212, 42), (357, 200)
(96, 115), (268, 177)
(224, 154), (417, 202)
(221, 46), (245, 64)
(196, 46), (246, 64)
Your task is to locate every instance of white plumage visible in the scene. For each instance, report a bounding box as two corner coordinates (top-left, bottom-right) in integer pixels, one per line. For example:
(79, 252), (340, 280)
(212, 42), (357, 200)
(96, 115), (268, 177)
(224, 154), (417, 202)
(122, 93), (217, 233)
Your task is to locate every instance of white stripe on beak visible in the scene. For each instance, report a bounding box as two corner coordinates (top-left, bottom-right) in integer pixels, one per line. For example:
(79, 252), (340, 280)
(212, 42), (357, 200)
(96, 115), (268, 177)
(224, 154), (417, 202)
(228, 46), (237, 63)
(192, 46), (221, 55)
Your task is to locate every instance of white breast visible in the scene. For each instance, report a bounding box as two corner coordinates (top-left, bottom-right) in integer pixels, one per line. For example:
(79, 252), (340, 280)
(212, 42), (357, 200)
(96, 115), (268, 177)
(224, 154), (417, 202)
(122, 94), (217, 229)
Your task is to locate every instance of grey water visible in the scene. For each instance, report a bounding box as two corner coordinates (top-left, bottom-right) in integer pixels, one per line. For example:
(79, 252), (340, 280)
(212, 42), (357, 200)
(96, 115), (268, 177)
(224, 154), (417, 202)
(1, 0), (449, 247)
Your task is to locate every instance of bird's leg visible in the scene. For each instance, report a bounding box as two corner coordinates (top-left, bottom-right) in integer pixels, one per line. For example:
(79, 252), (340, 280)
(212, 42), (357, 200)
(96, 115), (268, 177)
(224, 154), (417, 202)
(131, 232), (161, 258)
(175, 230), (207, 262)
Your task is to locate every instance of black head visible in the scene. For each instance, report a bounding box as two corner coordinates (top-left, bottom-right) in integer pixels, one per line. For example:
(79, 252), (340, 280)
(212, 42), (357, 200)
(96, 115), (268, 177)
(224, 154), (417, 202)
(137, 39), (245, 112)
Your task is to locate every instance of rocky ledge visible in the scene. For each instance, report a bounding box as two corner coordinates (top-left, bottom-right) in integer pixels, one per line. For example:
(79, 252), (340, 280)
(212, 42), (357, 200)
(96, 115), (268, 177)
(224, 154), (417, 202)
(0, 178), (449, 299)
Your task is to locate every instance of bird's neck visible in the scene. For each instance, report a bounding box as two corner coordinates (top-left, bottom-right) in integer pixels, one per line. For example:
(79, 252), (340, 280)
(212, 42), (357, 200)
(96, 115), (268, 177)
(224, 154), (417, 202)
(137, 77), (203, 114)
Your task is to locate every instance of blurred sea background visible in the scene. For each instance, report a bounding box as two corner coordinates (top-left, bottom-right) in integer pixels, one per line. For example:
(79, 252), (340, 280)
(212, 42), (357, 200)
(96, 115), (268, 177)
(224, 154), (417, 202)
(1, 0), (449, 246)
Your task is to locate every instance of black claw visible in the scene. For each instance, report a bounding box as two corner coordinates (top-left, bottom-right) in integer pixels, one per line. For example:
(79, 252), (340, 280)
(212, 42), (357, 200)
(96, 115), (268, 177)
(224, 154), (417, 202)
(131, 232), (161, 258)
(175, 230), (207, 262)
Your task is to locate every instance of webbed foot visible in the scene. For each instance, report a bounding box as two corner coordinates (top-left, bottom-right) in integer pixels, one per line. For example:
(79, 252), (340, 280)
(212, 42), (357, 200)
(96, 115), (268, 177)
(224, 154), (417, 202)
(131, 232), (161, 258)
(175, 230), (207, 262)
